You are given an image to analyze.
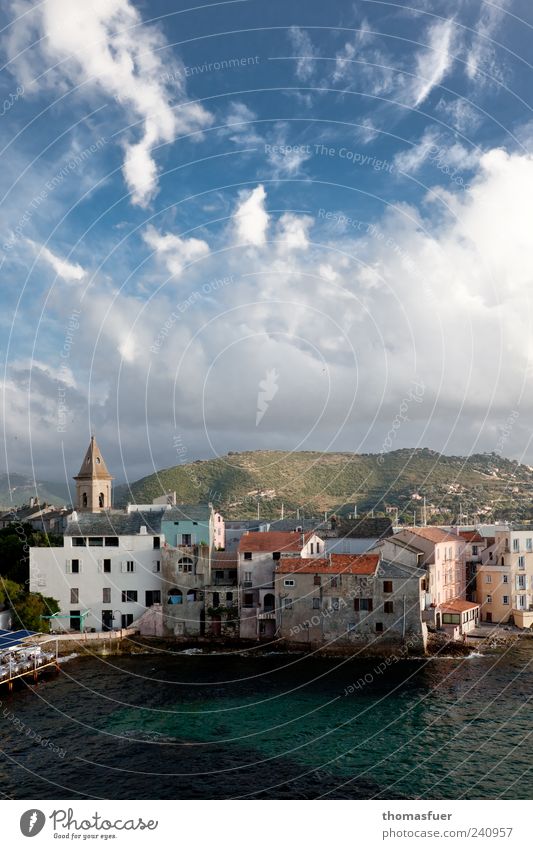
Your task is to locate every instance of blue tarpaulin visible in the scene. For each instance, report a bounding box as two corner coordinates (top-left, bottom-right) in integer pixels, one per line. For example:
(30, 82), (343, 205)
(0, 629), (37, 650)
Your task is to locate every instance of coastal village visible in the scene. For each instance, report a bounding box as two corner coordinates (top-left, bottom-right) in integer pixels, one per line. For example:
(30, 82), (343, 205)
(2, 437), (533, 658)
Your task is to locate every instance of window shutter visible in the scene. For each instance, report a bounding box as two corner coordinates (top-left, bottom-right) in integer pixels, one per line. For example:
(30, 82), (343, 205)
(368, 599), (373, 612)
(121, 561), (127, 573)
(97, 560), (103, 572)
(353, 598), (360, 612)
(66, 560), (71, 573)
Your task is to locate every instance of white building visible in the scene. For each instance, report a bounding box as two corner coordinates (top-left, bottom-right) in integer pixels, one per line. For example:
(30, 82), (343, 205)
(29, 438), (165, 632)
(30, 508), (165, 632)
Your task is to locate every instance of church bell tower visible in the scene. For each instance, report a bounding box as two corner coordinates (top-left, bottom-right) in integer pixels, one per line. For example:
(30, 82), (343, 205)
(74, 436), (113, 512)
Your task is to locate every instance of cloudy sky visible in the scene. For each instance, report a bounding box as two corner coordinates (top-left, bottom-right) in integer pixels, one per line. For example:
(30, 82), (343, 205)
(0, 0), (532, 485)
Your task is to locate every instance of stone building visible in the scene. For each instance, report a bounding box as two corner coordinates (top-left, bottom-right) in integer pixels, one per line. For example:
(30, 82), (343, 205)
(274, 552), (427, 653)
(73, 436), (113, 512)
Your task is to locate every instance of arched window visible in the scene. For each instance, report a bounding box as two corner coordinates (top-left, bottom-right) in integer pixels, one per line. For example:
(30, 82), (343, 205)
(177, 557), (194, 573)
(167, 588), (182, 605)
(263, 593), (275, 612)
(82, 493), (88, 508)
(186, 590), (197, 603)
(99, 492), (105, 508)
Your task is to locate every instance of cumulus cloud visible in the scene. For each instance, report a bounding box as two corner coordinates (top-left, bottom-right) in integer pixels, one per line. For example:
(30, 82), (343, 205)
(5, 0), (212, 206)
(29, 241), (85, 282)
(233, 184), (270, 246)
(143, 225), (210, 279)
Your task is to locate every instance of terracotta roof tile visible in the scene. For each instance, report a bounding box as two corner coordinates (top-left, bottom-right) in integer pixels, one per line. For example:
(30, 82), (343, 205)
(238, 531), (315, 553)
(438, 599), (479, 613)
(276, 553), (380, 575)
(458, 531), (485, 543)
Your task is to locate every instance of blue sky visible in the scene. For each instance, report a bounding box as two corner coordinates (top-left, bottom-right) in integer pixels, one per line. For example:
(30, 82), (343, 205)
(0, 0), (532, 486)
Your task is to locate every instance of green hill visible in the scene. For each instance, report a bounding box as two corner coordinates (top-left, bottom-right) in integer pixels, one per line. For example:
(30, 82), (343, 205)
(114, 449), (533, 523)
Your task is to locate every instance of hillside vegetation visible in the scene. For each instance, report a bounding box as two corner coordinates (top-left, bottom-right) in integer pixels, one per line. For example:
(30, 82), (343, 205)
(113, 449), (533, 523)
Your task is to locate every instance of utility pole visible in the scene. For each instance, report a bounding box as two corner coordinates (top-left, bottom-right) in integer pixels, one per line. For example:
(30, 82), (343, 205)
(423, 496), (427, 526)
(281, 502), (284, 520)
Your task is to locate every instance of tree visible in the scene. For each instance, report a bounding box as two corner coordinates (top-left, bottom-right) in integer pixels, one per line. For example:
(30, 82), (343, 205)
(0, 577), (59, 633)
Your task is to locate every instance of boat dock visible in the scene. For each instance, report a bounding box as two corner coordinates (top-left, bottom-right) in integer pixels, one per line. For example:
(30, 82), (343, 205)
(0, 630), (59, 691)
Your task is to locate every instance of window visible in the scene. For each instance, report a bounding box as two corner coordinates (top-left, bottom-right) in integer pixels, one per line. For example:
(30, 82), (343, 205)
(244, 552), (252, 560)
(518, 575), (526, 589)
(178, 558), (193, 573)
(70, 588), (79, 604)
(354, 598), (373, 612)
(486, 595), (492, 603)
(330, 577), (338, 588)
(215, 570), (224, 582)
(213, 592), (220, 607)
(283, 598), (293, 610)
(226, 592), (233, 602)
(384, 601), (394, 614)
(485, 575), (492, 583)
(146, 590), (161, 607)
(82, 493), (88, 508)
(69, 559), (80, 574)
(121, 590), (138, 603)
(312, 598), (320, 609)
(316, 543), (321, 554)
(243, 593), (254, 608)
(105, 537), (119, 547)
(519, 556), (526, 570)
(103, 559), (111, 573)
(472, 545), (478, 556)
(243, 571), (252, 582)
(314, 575), (321, 586)
(122, 561), (135, 573)
(181, 534), (192, 546)
(88, 537), (103, 547)
(442, 613), (460, 624)
(503, 595), (509, 605)
(72, 537), (86, 547)
(331, 598), (340, 610)
(513, 538), (520, 552)
(121, 614), (133, 628)
(98, 493), (105, 508)
(527, 539), (533, 552)
(310, 543), (314, 555)
(272, 552), (281, 561)
(153, 560), (161, 573)
(102, 588), (111, 603)
(383, 581), (393, 594)
(503, 574), (508, 583)
(167, 589), (182, 605)
(153, 537), (160, 549)
(283, 579), (295, 587)
(375, 622), (384, 633)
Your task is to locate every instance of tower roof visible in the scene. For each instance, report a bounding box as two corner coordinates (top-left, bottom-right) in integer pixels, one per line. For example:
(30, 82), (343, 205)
(74, 436), (113, 481)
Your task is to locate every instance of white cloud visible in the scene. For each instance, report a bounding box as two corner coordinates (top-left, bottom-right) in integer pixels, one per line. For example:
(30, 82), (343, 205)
(276, 213), (312, 251)
(288, 27), (317, 81)
(436, 97), (483, 133)
(30, 241), (85, 282)
(143, 225), (210, 279)
(233, 184), (270, 246)
(394, 128), (480, 175)
(410, 19), (455, 107)
(6, 0), (212, 207)
(466, 1), (509, 84)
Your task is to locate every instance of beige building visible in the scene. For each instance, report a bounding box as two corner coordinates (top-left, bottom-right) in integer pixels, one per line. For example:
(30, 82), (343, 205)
(477, 528), (533, 626)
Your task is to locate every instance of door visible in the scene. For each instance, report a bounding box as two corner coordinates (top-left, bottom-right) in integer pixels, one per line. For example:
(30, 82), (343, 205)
(211, 614), (221, 636)
(486, 612), (492, 623)
(121, 614), (134, 628)
(70, 610), (80, 631)
(102, 610), (113, 631)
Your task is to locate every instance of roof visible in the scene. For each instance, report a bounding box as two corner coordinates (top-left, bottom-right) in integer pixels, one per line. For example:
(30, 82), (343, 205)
(267, 518), (328, 533)
(276, 553), (380, 575)
(161, 505), (212, 523)
(438, 600), (480, 613)
(378, 559), (426, 579)
(212, 550), (238, 568)
(336, 517), (393, 539)
(65, 509), (164, 536)
(74, 436), (113, 481)
(0, 629), (38, 649)
(401, 527), (463, 544)
(238, 531), (315, 554)
(376, 537), (424, 554)
(458, 531), (485, 543)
